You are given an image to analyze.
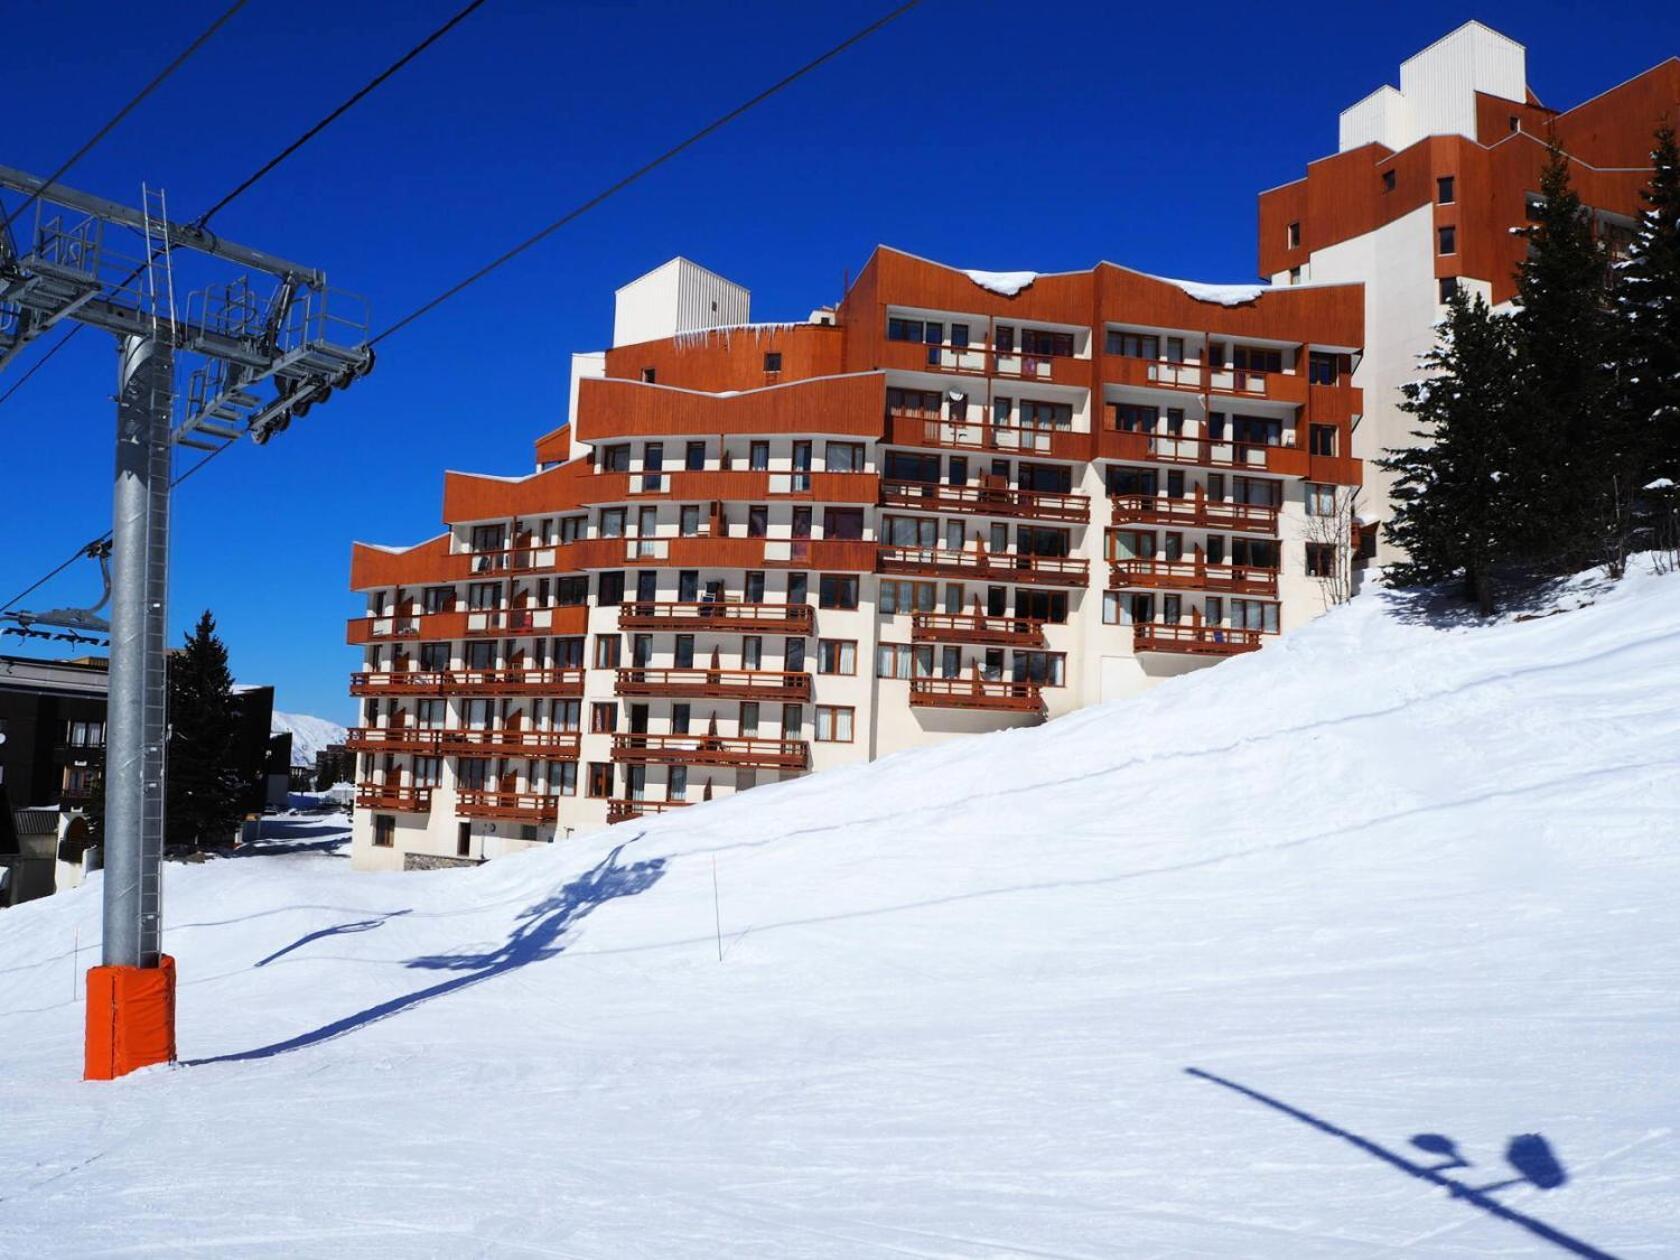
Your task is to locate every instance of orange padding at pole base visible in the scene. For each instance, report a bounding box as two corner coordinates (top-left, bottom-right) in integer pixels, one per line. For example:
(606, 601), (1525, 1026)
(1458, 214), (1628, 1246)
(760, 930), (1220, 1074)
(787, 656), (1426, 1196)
(84, 954), (177, 1081)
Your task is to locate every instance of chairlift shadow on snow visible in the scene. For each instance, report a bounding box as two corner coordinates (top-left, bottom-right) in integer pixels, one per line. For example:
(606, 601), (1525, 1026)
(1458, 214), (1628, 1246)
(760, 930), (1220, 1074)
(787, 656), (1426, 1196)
(1185, 1067), (1611, 1259)
(186, 843), (665, 1066)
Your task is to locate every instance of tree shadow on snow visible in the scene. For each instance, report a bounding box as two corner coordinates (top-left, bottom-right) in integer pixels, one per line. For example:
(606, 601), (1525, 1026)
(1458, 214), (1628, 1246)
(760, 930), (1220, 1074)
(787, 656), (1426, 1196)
(187, 844), (665, 1065)
(1376, 568), (1612, 629)
(1185, 1067), (1613, 1259)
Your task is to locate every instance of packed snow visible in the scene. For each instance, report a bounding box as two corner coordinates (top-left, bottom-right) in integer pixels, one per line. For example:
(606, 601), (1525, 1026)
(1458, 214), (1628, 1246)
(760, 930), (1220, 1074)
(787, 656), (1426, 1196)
(3, 564), (1678, 1256)
(1164, 276), (1268, 305)
(271, 711), (349, 769)
(961, 268), (1038, 297)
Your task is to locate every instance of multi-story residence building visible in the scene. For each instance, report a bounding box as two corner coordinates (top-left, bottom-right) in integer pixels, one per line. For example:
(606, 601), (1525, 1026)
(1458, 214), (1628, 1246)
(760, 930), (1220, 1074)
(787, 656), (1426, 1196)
(1259, 21), (1680, 560)
(349, 249), (1365, 868)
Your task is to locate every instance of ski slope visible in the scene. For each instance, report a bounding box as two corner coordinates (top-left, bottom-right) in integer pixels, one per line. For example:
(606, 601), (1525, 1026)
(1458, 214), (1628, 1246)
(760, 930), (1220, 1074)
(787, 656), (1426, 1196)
(271, 711), (350, 769)
(3, 566), (1678, 1257)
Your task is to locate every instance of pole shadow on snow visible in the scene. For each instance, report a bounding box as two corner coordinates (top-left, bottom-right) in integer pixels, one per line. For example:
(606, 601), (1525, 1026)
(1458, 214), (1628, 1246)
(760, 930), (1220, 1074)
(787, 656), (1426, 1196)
(187, 844), (665, 1065)
(1184, 1067), (1614, 1260)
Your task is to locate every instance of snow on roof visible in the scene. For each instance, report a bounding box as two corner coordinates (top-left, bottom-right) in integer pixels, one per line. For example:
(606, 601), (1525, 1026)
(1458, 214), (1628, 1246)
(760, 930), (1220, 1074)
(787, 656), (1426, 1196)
(961, 269), (1038, 297)
(1156, 277), (1268, 306)
(1646, 477), (1676, 491)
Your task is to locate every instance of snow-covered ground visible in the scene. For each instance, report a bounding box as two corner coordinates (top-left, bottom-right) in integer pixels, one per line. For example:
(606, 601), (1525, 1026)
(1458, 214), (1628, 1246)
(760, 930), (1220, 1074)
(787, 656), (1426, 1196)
(271, 711), (349, 769)
(3, 566), (1678, 1257)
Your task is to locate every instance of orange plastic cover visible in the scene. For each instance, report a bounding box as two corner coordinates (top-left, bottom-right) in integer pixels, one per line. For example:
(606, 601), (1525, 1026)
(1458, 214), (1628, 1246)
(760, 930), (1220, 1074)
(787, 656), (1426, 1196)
(84, 954), (176, 1080)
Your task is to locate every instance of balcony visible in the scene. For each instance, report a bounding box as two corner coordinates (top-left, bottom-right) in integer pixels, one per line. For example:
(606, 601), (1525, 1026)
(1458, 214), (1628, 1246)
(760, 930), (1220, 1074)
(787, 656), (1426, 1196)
(617, 601), (814, 636)
(614, 668), (812, 702)
(355, 784), (433, 813)
(611, 733), (809, 770)
(1104, 356), (1308, 405)
(1133, 624), (1263, 657)
(606, 797), (694, 825)
(346, 727), (446, 754)
(884, 411), (1093, 462)
(909, 675), (1043, 713)
(346, 611), (463, 645)
(445, 668), (585, 697)
(350, 669), (450, 696)
(1109, 494), (1279, 535)
(1096, 430), (1310, 477)
(456, 789), (560, 824)
(910, 612), (1047, 647)
(1108, 558), (1279, 596)
(877, 546), (1089, 588)
(879, 339), (1092, 389)
(880, 479), (1089, 523)
(441, 729), (581, 758)
(600, 469), (881, 505)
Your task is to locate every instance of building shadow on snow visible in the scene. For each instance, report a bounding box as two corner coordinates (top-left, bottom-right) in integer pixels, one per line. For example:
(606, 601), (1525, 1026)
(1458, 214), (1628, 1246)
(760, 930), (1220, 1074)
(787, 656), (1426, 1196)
(187, 844), (664, 1065)
(1184, 1067), (1611, 1259)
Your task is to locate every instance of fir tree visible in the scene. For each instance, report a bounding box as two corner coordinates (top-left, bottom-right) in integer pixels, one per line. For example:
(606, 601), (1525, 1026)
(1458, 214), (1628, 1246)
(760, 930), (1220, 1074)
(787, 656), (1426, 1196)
(1510, 140), (1616, 571)
(1380, 290), (1521, 615)
(166, 610), (245, 849)
(1615, 123), (1680, 515)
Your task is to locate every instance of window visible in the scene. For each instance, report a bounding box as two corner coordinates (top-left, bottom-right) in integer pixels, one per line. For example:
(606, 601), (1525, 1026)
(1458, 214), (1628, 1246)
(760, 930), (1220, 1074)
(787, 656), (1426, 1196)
(1166, 336), (1185, 364)
(674, 634), (695, 669)
(886, 386), (943, 417)
(1231, 538), (1280, 569)
(685, 440), (706, 471)
(1437, 175), (1455, 205)
(1019, 400), (1072, 429)
(883, 515), (936, 549)
(1439, 276), (1459, 303)
(602, 444), (631, 473)
(599, 507), (626, 538)
(419, 642), (450, 671)
(787, 572), (808, 605)
(815, 705), (854, 742)
(818, 639), (857, 675)
(1011, 651), (1065, 687)
(993, 396), (1012, 423)
(415, 699), (446, 729)
(747, 505), (769, 538)
(671, 703), (692, 735)
(826, 441), (865, 473)
(1309, 425), (1337, 457)
(590, 702), (616, 734)
(1102, 591), (1121, 624)
(679, 504), (701, 536)
(640, 367), (656, 383)
(823, 507), (864, 540)
(995, 324), (1015, 354)
(555, 575), (588, 605)
(373, 815), (395, 847)
(1509, 114), (1520, 133)
(594, 635), (621, 669)
(876, 643), (916, 679)
(1165, 408), (1184, 437)
(749, 441), (770, 471)
(878, 579), (935, 615)
(1308, 352), (1340, 385)
(1022, 328), (1074, 357)
(468, 581), (500, 611)
(554, 699), (582, 732)
(791, 506), (812, 539)
(1233, 346), (1283, 375)
(1287, 221), (1301, 248)
(764, 351), (782, 373)
(741, 636), (762, 670)
(1289, 266), (1301, 284)
(423, 585), (453, 613)
(668, 765), (689, 801)
(1306, 482), (1336, 516)
(457, 758), (489, 790)
(552, 761), (578, 796)
(819, 574), (858, 609)
(1015, 589), (1066, 623)
(745, 571), (765, 602)
(1438, 225), (1456, 255)
(740, 702), (760, 736)
(587, 763), (613, 799)
(1381, 169), (1396, 192)
(1105, 331), (1158, 359)
(1231, 600), (1280, 634)
(1111, 403), (1159, 432)
(1305, 542), (1337, 578)
(598, 571), (625, 606)
(950, 323), (970, 348)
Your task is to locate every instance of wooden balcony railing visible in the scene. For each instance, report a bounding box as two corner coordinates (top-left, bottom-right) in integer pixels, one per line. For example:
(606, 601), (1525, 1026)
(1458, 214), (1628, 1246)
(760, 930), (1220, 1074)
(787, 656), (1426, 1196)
(880, 479), (1089, 523)
(1133, 623), (1263, 656)
(617, 601), (814, 635)
(1109, 494), (1278, 535)
(909, 674), (1043, 713)
(1096, 430), (1310, 477)
(877, 546), (1089, 587)
(614, 668), (812, 702)
(910, 612), (1047, 647)
(440, 729), (582, 758)
(455, 789), (561, 823)
(611, 733), (809, 770)
(350, 669), (450, 696)
(346, 727), (446, 754)
(1108, 558), (1279, 596)
(444, 668), (586, 696)
(884, 411), (1093, 461)
(606, 797), (694, 825)
(1104, 356), (1311, 404)
(879, 339), (1092, 388)
(355, 783), (433, 813)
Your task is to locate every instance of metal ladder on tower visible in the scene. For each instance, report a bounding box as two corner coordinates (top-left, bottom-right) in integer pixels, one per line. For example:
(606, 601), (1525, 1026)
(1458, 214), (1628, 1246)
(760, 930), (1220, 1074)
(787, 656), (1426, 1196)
(135, 185), (176, 966)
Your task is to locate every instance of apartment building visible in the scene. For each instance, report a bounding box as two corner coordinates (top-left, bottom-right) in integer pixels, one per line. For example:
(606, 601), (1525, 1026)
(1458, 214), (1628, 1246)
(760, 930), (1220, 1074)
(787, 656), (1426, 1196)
(349, 249), (1365, 869)
(1259, 21), (1680, 559)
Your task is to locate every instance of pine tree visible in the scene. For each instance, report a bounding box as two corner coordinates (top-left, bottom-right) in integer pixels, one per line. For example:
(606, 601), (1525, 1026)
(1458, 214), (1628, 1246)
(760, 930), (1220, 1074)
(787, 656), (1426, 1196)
(1615, 123), (1680, 520)
(1379, 290), (1522, 615)
(166, 610), (245, 849)
(1510, 140), (1616, 572)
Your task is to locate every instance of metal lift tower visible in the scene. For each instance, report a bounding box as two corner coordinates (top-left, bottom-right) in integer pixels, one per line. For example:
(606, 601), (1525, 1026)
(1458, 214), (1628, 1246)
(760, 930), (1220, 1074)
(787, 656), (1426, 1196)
(0, 166), (372, 1078)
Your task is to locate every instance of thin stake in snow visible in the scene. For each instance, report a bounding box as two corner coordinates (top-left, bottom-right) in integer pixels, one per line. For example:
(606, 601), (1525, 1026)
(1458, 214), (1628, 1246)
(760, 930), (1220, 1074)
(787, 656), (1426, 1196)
(712, 855), (723, 963)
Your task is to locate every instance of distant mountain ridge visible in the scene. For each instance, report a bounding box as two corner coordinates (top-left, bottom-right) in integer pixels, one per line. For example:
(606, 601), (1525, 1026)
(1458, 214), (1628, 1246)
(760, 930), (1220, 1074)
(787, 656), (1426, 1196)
(271, 712), (349, 768)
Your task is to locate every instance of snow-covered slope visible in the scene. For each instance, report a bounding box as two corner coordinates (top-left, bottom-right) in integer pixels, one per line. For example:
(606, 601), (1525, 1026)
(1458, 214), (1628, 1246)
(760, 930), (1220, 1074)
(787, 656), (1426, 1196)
(270, 711), (348, 768)
(3, 567), (1678, 1257)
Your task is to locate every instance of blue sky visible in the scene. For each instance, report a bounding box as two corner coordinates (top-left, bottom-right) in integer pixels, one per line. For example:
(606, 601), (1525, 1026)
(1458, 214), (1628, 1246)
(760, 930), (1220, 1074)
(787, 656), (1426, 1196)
(4, 0), (1678, 723)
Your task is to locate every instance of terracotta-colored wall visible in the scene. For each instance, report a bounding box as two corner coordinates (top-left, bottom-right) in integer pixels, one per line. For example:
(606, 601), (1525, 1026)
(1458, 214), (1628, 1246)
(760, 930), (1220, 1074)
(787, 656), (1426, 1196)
(603, 322), (844, 392)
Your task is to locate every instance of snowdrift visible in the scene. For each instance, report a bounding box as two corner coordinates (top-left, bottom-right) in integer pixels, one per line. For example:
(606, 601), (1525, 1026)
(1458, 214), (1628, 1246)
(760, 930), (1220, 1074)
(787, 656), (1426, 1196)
(3, 567), (1678, 1256)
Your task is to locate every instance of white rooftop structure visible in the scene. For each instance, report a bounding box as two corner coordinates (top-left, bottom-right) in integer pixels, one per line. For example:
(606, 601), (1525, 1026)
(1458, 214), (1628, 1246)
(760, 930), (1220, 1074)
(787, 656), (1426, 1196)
(612, 257), (750, 349)
(1338, 21), (1528, 154)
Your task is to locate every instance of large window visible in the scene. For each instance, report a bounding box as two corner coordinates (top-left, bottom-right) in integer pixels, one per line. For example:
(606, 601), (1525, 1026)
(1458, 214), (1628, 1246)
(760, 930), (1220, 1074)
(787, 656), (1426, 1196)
(1011, 651), (1065, 687)
(817, 639), (857, 675)
(886, 386), (944, 416)
(814, 705), (855, 742)
(883, 515), (937, 548)
(818, 574), (859, 609)
(884, 450), (941, 483)
(1305, 482), (1337, 516)
(1018, 400), (1072, 429)
(587, 763), (613, 798)
(823, 508), (865, 540)
(1232, 346), (1283, 375)
(1305, 542), (1337, 578)
(1022, 328), (1074, 357)
(826, 441), (865, 472)
(1308, 352), (1340, 385)
(1105, 330), (1158, 359)
(878, 580), (936, 615)
(373, 815), (395, 847)
(1231, 600), (1280, 634)
(593, 635), (621, 669)
(1111, 403), (1159, 432)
